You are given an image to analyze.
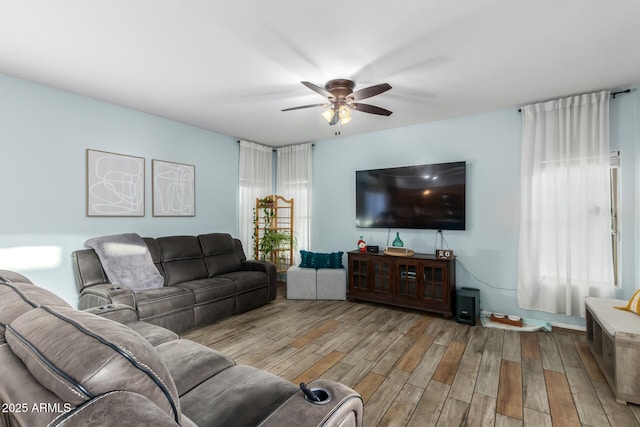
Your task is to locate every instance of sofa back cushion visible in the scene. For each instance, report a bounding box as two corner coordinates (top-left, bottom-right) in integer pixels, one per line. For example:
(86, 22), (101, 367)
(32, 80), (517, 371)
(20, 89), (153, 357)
(144, 237), (167, 280)
(199, 233), (242, 276)
(6, 305), (181, 424)
(157, 236), (208, 286)
(0, 277), (70, 344)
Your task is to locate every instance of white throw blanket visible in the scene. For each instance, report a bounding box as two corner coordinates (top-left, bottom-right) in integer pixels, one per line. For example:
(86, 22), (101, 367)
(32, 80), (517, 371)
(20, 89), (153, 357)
(85, 233), (164, 292)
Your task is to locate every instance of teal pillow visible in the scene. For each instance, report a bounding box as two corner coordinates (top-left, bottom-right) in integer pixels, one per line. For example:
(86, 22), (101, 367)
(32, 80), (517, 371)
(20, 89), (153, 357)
(300, 250), (343, 269)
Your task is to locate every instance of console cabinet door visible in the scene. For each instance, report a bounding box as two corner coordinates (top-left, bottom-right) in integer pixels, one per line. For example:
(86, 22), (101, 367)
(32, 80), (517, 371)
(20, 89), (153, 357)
(372, 258), (393, 295)
(396, 259), (421, 298)
(349, 254), (370, 293)
(422, 260), (449, 310)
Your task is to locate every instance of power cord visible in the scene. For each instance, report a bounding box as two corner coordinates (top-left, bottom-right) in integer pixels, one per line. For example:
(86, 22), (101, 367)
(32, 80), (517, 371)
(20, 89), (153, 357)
(434, 230), (449, 252)
(436, 230), (516, 292)
(456, 258), (517, 291)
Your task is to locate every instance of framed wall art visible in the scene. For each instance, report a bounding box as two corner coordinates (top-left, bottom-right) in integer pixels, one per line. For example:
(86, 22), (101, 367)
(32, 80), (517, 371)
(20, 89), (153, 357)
(152, 159), (195, 217)
(86, 149), (145, 217)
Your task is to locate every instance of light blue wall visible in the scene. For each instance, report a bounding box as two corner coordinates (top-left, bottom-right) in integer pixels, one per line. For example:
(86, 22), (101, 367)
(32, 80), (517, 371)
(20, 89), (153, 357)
(0, 73), (239, 306)
(2, 70), (637, 326)
(313, 91), (639, 328)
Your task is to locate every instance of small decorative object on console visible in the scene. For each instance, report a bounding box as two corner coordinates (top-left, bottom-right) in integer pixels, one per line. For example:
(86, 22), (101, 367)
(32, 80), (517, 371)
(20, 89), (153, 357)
(357, 236), (366, 253)
(383, 247), (415, 257)
(436, 249), (454, 260)
(392, 232), (404, 247)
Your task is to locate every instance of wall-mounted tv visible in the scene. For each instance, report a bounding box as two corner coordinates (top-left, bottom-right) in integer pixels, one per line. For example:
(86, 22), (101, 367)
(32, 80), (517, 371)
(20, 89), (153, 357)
(356, 161), (466, 230)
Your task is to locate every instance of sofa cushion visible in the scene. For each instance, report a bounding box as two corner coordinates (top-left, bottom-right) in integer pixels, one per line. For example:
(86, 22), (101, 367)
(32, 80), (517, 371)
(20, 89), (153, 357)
(585, 297), (640, 336)
(199, 233), (242, 276)
(144, 237), (167, 280)
(175, 278), (236, 304)
(0, 343), (68, 427)
(0, 280), (70, 343)
(127, 321), (180, 346)
(6, 305), (181, 424)
(155, 339), (235, 396)
(0, 269), (33, 284)
(157, 236), (208, 285)
(134, 286), (195, 320)
(217, 271), (268, 294)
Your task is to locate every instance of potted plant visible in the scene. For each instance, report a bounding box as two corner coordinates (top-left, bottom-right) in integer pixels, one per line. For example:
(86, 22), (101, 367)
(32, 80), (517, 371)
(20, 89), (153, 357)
(253, 196), (296, 264)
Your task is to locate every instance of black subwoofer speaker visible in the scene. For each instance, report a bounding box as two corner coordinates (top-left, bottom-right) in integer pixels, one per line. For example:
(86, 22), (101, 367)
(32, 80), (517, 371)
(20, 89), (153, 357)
(455, 287), (480, 326)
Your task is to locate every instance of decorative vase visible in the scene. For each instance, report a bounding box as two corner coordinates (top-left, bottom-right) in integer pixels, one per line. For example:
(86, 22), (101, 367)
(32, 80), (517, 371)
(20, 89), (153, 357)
(392, 232), (404, 248)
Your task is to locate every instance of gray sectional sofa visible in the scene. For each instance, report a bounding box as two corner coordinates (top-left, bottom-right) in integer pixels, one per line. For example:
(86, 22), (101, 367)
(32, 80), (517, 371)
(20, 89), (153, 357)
(72, 233), (276, 333)
(0, 269), (363, 426)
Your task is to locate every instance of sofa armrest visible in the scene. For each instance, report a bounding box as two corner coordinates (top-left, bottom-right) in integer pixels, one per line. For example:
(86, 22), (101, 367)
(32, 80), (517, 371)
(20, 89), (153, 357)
(84, 303), (139, 323)
(77, 283), (135, 310)
(57, 391), (183, 427)
(72, 249), (109, 292)
(241, 260), (277, 301)
(258, 379), (362, 427)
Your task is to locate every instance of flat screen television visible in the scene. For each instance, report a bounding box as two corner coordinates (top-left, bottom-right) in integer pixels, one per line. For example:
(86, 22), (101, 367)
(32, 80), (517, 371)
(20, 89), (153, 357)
(355, 161), (466, 230)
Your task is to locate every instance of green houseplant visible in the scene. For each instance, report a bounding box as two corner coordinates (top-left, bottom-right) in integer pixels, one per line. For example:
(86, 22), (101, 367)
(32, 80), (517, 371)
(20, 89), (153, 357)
(253, 196), (296, 266)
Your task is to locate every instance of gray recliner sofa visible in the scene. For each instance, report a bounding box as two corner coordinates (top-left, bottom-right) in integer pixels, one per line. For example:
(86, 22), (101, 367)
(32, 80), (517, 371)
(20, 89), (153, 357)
(72, 233), (276, 333)
(0, 270), (363, 427)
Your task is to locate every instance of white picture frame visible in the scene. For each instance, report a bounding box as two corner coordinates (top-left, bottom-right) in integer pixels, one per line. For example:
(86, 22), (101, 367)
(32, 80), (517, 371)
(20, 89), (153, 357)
(86, 149), (145, 217)
(152, 159), (195, 217)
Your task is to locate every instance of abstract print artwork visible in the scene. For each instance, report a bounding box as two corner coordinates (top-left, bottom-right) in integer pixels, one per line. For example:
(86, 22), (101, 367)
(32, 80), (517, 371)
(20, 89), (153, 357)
(152, 159), (195, 217)
(86, 149), (145, 216)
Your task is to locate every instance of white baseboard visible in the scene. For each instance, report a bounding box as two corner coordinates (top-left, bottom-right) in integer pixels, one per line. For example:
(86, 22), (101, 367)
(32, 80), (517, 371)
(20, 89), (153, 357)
(549, 321), (586, 332)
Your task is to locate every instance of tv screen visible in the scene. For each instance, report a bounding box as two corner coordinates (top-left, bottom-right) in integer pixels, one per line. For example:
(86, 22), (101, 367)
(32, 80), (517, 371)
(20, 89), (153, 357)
(356, 161), (466, 230)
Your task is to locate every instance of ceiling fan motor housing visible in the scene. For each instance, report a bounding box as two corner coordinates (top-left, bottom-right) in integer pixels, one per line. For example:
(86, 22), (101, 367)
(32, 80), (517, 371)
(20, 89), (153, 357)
(325, 79), (355, 102)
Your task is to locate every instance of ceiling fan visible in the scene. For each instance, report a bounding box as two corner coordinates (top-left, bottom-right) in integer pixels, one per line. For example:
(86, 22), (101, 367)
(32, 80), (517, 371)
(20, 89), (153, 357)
(282, 79), (392, 126)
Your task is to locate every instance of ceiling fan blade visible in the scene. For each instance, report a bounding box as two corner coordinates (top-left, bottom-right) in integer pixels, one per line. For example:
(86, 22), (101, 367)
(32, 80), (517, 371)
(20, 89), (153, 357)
(281, 103), (327, 112)
(301, 81), (334, 99)
(349, 83), (392, 102)
(350, 103), (393, 116)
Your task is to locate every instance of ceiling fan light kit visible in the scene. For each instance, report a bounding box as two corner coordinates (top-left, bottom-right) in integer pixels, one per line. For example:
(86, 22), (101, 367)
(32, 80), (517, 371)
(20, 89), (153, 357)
(283, 79), (392, 127)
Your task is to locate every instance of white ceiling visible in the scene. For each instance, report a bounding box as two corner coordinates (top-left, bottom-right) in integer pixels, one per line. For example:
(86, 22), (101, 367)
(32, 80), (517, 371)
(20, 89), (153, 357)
(1, 1), (639, 147)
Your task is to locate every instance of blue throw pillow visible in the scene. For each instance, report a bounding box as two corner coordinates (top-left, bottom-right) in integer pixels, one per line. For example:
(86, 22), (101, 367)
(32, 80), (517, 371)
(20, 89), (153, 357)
(299, 250), (344, 269)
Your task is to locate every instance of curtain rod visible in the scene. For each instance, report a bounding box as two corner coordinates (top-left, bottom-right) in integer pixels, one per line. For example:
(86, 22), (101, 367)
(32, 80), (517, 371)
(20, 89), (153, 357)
(517, 89), (632, 112)
(236, 140), (315, 150)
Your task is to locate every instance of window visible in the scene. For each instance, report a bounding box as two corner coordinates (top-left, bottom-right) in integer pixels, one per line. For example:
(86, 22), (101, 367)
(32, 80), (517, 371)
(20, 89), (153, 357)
(610, 150), (620, 286)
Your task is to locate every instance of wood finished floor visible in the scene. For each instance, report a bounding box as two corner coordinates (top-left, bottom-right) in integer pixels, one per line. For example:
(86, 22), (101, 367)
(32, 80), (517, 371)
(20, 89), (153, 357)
(182, 286), (640, 426)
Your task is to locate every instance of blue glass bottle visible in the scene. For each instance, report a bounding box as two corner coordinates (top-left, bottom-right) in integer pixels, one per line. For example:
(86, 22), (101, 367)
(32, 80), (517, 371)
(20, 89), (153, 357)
(392, 232), (404, 247)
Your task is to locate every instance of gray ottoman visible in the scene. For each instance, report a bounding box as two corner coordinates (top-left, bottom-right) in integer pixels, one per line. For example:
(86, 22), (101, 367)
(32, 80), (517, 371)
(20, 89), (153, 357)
(317, 268), (346, 300)
(286, 266), (316, 299)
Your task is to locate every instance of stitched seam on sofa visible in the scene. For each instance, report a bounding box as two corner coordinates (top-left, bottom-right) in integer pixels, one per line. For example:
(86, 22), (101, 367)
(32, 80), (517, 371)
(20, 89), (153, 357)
(193, 295), (235, 305)
(139, 307), (192, 321)
(5, 325), (91, 400)
(135, 293), (191, 305)
(318, 394), (362, 426)
(256, 392), (299, 427)
(40, 306), (180, 424)
(0, 283), (39, 308)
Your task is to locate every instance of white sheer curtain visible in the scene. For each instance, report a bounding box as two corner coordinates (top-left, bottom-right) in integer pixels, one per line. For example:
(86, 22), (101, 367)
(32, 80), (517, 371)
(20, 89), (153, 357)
(276, 143), (312, 263)
(517, 91), (614, 317)
(238, 140), (273, 260)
